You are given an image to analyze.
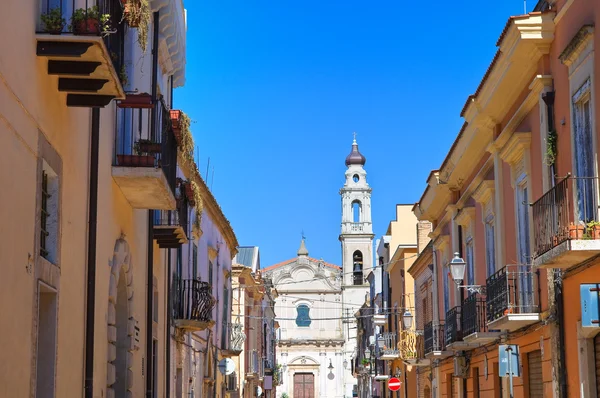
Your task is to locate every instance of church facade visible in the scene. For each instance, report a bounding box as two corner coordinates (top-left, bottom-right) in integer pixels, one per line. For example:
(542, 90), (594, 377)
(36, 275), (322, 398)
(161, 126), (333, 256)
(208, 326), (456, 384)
(264, 138), (373, 398)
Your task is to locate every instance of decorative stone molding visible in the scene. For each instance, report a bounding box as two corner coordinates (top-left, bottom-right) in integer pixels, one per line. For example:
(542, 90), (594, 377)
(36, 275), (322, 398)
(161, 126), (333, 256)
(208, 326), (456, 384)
(208, 246), (218, 260)
(106, 237), (136, 398)
(455, 207), (476, 228)
(500, 132), (531, 185)
(560, 25), (594, 67)
(472, 180), (495, 206)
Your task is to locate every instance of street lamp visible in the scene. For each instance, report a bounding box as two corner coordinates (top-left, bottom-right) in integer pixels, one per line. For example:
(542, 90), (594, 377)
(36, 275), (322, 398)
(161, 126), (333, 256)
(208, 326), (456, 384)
(402, 310), (413, 329)
(449, 252), (485, 294)
(328, 359), (334, 371)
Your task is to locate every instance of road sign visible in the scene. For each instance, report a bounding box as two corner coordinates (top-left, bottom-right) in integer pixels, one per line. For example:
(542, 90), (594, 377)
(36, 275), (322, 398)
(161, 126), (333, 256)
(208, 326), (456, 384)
(498, 345), (520, 377)
(388, 377), (402, 391)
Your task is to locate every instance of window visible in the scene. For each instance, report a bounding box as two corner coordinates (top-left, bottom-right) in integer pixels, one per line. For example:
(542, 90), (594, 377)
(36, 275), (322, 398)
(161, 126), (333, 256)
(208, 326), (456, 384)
(209, 260), (214, 285)
(484, 217), (496, 277)
(40, 162), (59, 263)
(192, 243), (198, 279)
(443, 265), (450, 315)
(353, 250), (363, 285)
(466, 237), (475, 288)
(352, 201), (362, 223)
(222, 283), (229, 348)
(36, 283), (57, 398)
(572, 79), (596, 222)
(296, 305), (311, 327)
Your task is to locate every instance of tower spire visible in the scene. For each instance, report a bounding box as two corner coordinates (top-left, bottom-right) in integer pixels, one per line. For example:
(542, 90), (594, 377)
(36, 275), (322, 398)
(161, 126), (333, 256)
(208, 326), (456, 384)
(297, 236), (308, 257)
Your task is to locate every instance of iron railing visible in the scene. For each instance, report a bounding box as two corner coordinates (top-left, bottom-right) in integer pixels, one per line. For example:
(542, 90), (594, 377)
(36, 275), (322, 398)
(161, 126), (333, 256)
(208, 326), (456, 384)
(38, 0), (125, 67)
(398, 330), (422, 360)
(486, 265), (539, 323)
(248, 350), (259, 374)
(462, 293), (487, 337)
(154, 198), (188, 234)
(424, 322), (445, 354)
(445, 306), (462, 346)
(532, 175), (599, 257)
(172, 278), (215, 324)
(377, 332), (399, 357)
(114, 97), (178, 195)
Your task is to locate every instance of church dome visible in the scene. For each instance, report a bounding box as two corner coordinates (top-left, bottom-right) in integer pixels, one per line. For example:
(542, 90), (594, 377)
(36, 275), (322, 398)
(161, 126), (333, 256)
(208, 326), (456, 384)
(345, 138), (366, 167)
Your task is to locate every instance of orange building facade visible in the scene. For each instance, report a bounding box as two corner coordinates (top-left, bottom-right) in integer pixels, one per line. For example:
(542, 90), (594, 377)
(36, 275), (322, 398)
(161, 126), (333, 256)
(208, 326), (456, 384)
(409, 0), (600, 396)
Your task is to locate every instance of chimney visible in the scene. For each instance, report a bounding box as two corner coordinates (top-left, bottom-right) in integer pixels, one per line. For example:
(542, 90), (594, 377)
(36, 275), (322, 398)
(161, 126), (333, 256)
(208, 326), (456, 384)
(417, 221), (433, 253)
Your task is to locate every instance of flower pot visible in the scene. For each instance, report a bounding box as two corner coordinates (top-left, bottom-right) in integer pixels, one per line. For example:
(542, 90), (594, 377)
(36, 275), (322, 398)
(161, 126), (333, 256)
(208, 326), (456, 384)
(118, 93), (153, 109)
(568, 223), (585, 239)
(117, 154), (155, 167)
(591, 225), (600, 240)
(170, 110), (183, 144)
(74, 18), (99, 34)
(137, 141), (162, 154)
(184, 183), (196, 206)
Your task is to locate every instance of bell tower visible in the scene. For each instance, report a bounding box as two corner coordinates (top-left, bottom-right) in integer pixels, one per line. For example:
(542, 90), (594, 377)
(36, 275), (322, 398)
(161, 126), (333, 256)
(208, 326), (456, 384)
(339, 135), (373, 287)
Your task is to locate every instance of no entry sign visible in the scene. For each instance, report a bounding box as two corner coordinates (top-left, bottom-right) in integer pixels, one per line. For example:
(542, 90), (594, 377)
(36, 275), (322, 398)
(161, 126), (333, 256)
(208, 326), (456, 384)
(388, 377), (402, 391)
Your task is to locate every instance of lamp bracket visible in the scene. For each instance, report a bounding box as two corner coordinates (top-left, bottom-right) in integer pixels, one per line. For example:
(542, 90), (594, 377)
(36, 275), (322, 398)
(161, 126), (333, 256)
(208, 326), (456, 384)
(459, 285), (486, 295)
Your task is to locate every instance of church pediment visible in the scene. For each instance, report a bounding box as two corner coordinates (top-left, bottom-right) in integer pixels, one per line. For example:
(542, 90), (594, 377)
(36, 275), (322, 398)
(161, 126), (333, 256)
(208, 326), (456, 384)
(269, 259), (341, 291)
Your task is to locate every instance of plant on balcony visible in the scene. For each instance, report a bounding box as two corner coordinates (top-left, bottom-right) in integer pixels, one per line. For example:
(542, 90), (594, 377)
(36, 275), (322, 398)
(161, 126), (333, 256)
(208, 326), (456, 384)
(135, 139), (161, 154)
(544, 129), (557, 166)
(361, 358), (370, 366)
(122, 0), (151, 51)
(585, 220), (600, 239)
(282, 394), (289, 398)
(118, 65), (128, 87)
(69, 6), (110, 35)
(41, 7), (66, 34)
(569, 222), (585, 239)
(273, 364), (282, 385)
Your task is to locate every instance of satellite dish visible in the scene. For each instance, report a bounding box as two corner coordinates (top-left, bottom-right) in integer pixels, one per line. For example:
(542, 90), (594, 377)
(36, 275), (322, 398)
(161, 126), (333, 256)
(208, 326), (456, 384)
(256, 386), (263, 396)
(218, 358), (235, 375)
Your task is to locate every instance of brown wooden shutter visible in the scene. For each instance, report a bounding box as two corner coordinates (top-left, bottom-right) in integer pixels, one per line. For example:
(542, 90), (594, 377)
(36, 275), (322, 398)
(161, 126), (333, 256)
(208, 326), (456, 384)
(527, 350), (544, 398)
(594, 333), (600, 394)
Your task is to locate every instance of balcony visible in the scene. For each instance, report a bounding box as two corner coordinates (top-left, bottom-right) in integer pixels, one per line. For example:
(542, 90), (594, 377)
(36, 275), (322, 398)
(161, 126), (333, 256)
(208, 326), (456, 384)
(377, 332), (399, 360)
(246, 350), (260, 378)
(226, 371), (238, 392)
(153, 204), (188, 248)
(399, 330), (429, 367)
(462, 293), (500, 345)
(486, 265), (540, 332)
(173, 279), (215, 331)
(112, 98), (178, 210)
(532, 175), (600, 269)
(424, 322), (451, 359)
(36, 0), (125, 107)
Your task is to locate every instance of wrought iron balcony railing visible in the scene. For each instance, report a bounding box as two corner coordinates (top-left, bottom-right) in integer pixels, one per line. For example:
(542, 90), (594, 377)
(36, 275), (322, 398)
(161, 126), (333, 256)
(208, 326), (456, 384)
(377, 332), (399, 359)
(398, 330), (423, 361)
(486, 265), (539, 323)
(424, 322), (445, 354)
(532, 175), (600, 257)
(172, 278), (215, 331)
(153, 196), (189, 248)
(462, 293), (488, 337)
(445, 306), (462, 346)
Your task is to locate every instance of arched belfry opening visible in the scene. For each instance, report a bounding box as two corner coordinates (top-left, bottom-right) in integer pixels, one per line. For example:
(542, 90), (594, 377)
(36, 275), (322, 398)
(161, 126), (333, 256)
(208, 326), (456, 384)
(353, 250), (363, 285)
(352, 200), (362, 223)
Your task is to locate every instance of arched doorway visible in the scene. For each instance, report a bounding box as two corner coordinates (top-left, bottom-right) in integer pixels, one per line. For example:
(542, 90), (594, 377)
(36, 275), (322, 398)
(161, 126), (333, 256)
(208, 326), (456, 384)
(107, 237), (135, 398)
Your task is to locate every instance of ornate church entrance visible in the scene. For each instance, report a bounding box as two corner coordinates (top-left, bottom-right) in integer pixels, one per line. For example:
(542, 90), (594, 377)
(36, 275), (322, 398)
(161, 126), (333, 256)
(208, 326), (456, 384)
(293, 373), (314, 398)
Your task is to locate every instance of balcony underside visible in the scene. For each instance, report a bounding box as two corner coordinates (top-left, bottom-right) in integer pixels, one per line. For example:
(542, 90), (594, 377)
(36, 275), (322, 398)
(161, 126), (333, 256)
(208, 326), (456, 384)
(112, 166), (176, 210)
(379, 353), (400, 361)
(424, 350), (452, 359)
(403, 358), (431, 367)
(463, 331), (501, 345)
(154, 225), (187, 248)
(221, 349), (243, 358)
(487, 313), (540, 332)
(174, 318), (215, 332)
(533, 239), (600, 269)
(446, 341), (480, 351)
(36, 35), (124, 107)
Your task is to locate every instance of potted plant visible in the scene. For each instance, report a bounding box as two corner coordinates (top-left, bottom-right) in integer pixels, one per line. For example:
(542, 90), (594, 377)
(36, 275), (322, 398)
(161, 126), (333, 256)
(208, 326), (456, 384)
(361, 358), (370, 366)
(568, 222), (585, 239)
(70, 6), (110, 35)
(117, 139), (156, 166)
(135, 139), (161, 154)
(121, 0), (151, 50)
(282, 394), (289, 398)
(118, 64), (128, 87)
(586, 220), (600, 239)
(41, 7), (65, 34)
(117, 93), (153, 109)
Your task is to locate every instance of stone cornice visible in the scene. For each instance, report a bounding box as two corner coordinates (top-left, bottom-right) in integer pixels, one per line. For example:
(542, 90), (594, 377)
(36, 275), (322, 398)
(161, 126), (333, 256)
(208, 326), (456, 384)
(455, 207), (476, 227)
(472, 180), (495, 205)
(433, 234), (450, 252)
(499, 132), (531, 165)
(208, 246), (218, 260)
(560, 25), (594, 67)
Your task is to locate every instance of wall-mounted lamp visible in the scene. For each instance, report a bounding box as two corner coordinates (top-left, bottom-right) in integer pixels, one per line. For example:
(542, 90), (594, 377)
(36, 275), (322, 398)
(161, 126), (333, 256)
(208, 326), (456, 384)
(402, 311), (413, 329)
(449, 252), (485, 294)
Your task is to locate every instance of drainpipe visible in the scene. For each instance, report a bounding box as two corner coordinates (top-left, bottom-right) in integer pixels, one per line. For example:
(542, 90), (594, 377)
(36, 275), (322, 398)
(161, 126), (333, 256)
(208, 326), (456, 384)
(84, 107), (100, 398)
(146, 11), (160, 398)
(166, 249), (172, 398)
(431, 249), (439, 398)
(543, 91), (567, 398)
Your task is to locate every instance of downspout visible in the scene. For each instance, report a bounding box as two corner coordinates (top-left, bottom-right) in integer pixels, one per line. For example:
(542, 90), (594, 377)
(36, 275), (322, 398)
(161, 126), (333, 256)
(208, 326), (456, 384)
(431, 249), (439, 398)
(146, 11), (160, 398)
(166, 249), (172, 398)
(84, 107), (100, 398)
(543, 91), (567, 398)
(213, 246), (220, 397)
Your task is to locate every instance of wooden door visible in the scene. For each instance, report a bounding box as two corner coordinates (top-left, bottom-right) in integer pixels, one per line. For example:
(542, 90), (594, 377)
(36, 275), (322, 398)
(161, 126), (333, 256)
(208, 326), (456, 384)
(527, 350), (543, 398)
(293, 373), (314, 398)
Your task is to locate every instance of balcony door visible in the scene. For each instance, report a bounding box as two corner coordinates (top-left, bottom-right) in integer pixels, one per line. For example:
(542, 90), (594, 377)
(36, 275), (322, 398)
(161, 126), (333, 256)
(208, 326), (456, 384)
(516, 177), (533, 312)
(293, 373), (314, 398)
(572, 80), (597, 223)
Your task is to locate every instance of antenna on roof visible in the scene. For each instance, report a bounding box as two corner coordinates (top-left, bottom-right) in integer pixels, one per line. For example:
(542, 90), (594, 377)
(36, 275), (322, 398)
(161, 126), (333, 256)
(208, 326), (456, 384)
(210, 166), (215, 191)
(205, 157), (210, 180)
(524, 0), (527, 13)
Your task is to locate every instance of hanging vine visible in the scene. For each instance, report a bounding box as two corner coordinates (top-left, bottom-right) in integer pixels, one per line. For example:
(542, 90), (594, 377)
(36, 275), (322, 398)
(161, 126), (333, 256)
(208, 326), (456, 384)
(124, 0), (151, 52)
(545, 129), (558, 166)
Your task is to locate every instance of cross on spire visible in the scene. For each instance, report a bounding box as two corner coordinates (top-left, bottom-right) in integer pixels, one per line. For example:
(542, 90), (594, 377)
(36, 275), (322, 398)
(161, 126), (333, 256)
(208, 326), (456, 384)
(353, 132), (357, 144)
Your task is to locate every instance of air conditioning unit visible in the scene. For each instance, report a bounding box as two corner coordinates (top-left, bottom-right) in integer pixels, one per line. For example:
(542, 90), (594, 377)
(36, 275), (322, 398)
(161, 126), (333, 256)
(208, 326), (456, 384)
(453, 356), (469, 378)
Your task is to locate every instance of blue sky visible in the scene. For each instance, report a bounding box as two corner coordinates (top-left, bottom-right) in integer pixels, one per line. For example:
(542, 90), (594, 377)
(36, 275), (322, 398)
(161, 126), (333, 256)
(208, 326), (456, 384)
(176, 1), (537, 267)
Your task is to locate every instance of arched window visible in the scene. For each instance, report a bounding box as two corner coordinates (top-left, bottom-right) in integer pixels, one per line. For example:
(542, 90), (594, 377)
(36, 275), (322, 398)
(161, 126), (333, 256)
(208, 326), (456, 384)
(353, 250), (363, 285)
(352, 200), (362, 223)
(296, 304), (311, 327)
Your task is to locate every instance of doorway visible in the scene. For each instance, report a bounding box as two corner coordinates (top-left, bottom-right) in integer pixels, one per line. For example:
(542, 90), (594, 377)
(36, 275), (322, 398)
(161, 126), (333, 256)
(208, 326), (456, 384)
(293, 373), (314, 398)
